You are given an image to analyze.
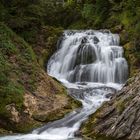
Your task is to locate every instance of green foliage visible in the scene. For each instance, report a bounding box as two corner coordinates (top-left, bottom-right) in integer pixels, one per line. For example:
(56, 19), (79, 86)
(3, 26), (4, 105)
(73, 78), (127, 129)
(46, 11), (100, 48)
(0, 0), (140, 34)
(0, 52), (24, 118)
(31, 25), (63, 67)
(94, 0), (111, 27)
(0, 83), (24, 107)
(68, 20), (87, 29)
(65, 0), (76, 6)
(82, 4), (94, 20)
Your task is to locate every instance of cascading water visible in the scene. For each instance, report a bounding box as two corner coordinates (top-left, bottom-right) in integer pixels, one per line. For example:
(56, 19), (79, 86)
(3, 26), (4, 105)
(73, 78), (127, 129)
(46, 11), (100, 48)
(0, 30), (128, 140)
(48, 30), (128, 84)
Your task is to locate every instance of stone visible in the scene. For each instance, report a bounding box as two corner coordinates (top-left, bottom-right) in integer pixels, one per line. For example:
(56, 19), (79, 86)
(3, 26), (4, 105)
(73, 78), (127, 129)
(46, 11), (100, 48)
(6, 104), (20, 123)
(81, 71), (140, 140)
(93, 36), (99, 44)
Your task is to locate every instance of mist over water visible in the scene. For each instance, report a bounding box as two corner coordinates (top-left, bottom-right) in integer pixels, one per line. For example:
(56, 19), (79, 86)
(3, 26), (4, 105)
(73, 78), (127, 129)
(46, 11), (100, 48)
(0, 30), (128, 140)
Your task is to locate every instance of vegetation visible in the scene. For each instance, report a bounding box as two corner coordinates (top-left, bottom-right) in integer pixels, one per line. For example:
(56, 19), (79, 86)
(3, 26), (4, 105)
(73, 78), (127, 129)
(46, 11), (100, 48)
(0, 22), (36, 119)
(0, 22), (81, 133)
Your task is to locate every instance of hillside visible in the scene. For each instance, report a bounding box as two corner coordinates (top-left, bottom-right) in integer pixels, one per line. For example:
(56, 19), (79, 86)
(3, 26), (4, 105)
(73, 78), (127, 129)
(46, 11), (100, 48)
(0, 23), (80, 134)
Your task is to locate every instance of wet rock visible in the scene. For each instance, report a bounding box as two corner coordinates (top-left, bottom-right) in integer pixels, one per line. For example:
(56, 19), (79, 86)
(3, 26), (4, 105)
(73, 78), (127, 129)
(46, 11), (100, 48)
(105, 93), (113, 99)
(75, 130), (81, 137)
(81, 37), (88, 44)
(112, 25), (123, 33)
(86, 31), (95, 35)
(93, 36), (99, 44)
(100, 29), (110, 34)
(57, 35), (65, 49)
(66, 30), (76, 36)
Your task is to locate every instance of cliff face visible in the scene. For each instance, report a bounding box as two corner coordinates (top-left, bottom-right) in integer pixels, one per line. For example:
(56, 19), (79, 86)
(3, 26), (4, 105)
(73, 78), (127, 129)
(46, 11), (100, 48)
(81, 71), (140, 140)
(0, 23), (80, 134)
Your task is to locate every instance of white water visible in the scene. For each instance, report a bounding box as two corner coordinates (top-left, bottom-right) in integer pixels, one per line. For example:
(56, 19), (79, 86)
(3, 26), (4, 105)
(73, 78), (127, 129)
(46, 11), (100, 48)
(0, 30), (128, 140)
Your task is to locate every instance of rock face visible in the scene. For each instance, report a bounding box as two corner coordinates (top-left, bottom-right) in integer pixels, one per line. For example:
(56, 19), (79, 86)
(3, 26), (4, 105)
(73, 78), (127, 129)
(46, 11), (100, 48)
(81, 72), (140, 140)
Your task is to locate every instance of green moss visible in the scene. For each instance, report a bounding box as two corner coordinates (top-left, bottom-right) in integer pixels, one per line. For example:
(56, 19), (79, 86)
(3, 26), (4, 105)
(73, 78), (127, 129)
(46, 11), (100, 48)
(15, 121), (41, 133)
(0, 22), (39, 123)
(67, 95), (82, 109)
(52, 78), (82, 108)
(29, 26), (63, 68)
(0, 22), (82, 134)
(115, 92), (135, 115)
(83, 134), (117, 140)
(33, 99), (81, 123)
(81, 102), (107, 136)
(123, 42), (139, 77)
(81, 112), (118, 140)
(68, 20), (87, 29)
(0, 118), (42, 134)
(0, 38), (25, 117)
(0, 128), (11, 135)
(115, 100), (125, 114)
(33, 109), (70, 123)
(0, 85), (24, 119)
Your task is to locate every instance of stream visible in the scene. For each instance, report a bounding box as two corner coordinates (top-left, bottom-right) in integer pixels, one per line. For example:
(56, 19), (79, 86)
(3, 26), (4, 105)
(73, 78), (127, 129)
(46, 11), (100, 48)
(0, 30), (128, 140)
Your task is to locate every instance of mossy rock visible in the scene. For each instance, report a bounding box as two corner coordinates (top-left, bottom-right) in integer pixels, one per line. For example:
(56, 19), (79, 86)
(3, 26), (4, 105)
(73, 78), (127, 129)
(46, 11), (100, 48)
(33, 109), (70, 123)
(0, 128), (11, 135)
(124, 42), (139, 77)
(119, 30), (129, 45)
(32, 26), (63, 68)
(115, 99), (125, 114)
(83, 134), (117, 140)
(15, 121), (41, 133)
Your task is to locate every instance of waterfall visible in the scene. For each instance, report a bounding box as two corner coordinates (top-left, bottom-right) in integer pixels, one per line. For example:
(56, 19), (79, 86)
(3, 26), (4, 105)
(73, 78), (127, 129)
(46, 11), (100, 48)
(0, 30), (128, 140)
(48, 30), (128, 84)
